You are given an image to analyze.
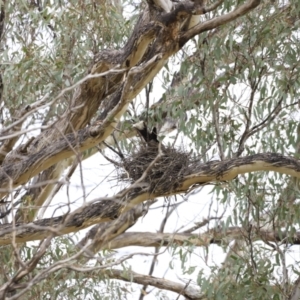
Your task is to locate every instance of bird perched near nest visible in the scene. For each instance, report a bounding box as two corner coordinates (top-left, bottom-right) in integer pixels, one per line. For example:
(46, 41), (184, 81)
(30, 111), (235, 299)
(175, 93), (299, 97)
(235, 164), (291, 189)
(133, 118), (179, 148)
(133, 121), (159, 148)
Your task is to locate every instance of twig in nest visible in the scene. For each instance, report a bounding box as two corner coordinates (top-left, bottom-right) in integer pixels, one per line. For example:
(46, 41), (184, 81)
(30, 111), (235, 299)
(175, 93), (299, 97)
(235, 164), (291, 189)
(97, 146), (122, 167)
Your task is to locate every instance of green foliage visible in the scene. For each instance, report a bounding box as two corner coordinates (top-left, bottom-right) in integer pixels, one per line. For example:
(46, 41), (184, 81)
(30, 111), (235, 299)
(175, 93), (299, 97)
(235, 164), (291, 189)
(1, 0), (128, 123)
(1, 0), (300, 299)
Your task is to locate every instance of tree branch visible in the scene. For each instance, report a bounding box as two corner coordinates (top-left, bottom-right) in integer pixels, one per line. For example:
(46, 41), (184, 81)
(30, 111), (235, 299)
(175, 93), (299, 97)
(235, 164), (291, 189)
(0, 153), (300, 244)
(106, 269), (203, 300)
(180, 0), (261, 46)
(106, 226), (300, 250)
(76, 200), (156, 259)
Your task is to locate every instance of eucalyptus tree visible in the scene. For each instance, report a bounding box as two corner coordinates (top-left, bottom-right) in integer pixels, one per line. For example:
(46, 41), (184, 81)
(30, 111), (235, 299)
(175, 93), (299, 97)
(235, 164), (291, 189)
(0, 0), (299, 299)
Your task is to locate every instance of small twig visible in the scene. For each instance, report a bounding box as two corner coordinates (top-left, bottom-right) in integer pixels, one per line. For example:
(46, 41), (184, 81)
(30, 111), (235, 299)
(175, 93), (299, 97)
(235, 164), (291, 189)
(102, 140), (124, 160)
(112, 131), (125, 160)
(139, 202), (180, 300)
(182, 215), (224, 234)
(176, 279), (192, 300)
(145, 81), (153, 141)
(212, 100), (225, 160)
(204, 0), (224, 13)
(98, 147), (122, 167)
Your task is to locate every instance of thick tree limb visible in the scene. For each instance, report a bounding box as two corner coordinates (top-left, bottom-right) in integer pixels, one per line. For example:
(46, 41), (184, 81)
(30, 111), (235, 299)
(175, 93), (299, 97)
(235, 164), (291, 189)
(106, 269), (203, 300)
(76, 200), (156, 258)
(181, 153), (300, 190)
(106, 227), (300, 250)
(0, 153), (300, 245)
(108, 232), (212, 249)
(180, 0), (261, 46)
(0, 125), (109, 195)
(0, 54), (163, 197)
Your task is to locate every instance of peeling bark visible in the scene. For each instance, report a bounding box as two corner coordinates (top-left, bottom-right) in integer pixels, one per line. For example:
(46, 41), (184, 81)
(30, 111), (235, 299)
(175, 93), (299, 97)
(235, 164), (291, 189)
(0, 153), (299, 245)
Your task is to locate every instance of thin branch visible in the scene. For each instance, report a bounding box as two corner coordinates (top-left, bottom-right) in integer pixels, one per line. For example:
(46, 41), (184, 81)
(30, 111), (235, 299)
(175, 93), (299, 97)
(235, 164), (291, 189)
(235, 80), (257, 157)
(204, 0), (224, 13)
(6, 251), (163, 300)
(212, 100), (225, 160)
(182, 215), (223, 234)
(139, 202), (180, 300)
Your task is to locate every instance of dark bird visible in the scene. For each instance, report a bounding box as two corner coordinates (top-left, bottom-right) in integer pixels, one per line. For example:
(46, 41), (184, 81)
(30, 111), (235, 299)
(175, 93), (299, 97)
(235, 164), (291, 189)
(133, 121), (159, 146)
(133, 116), (183, 146)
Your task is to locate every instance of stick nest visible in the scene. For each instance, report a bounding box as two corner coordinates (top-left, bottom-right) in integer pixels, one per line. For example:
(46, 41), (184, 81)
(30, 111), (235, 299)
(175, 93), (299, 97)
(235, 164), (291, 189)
(119, 145), (192, 194)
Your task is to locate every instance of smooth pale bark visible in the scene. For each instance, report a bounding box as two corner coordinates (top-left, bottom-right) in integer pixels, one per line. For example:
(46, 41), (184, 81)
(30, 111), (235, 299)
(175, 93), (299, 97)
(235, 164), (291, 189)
(106, 227), (300, 249)
(106, 269), (203, 300)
